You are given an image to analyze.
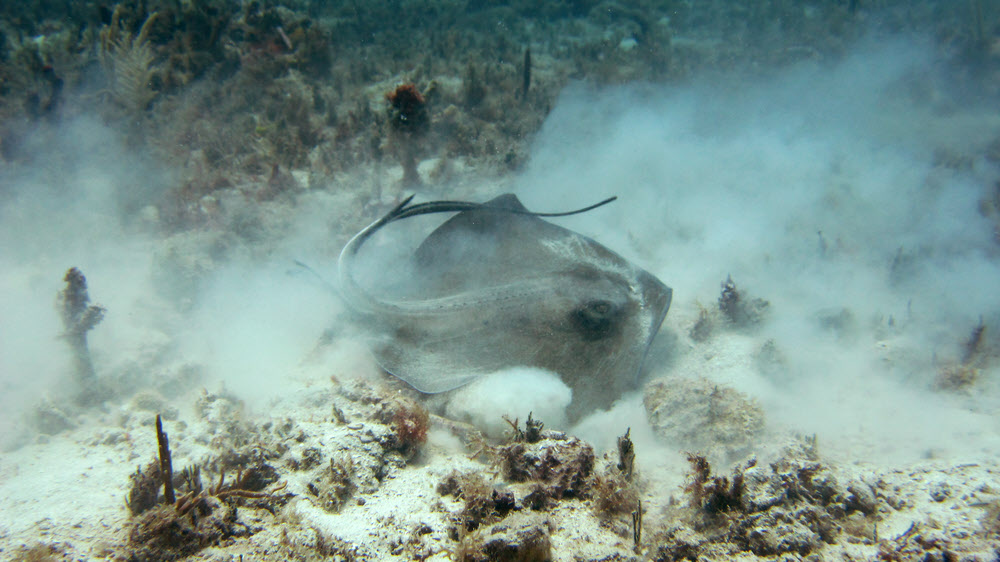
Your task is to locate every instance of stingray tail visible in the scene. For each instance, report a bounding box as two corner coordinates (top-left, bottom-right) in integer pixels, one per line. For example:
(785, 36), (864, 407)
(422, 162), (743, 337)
(391, 195), (617, 222)
(337, 194), (617, 315)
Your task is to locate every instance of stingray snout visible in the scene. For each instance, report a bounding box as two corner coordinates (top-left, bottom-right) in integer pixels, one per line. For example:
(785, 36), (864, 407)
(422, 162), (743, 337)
(636, 269), (672, 332)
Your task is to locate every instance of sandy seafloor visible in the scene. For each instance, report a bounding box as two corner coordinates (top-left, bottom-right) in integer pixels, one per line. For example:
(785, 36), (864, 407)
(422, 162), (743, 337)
(3, 2), (1000, 561)
(3, 153), (1000, 561)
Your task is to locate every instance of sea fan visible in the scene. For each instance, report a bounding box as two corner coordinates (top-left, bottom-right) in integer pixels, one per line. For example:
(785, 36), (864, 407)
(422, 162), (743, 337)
(99, 9), (159, 114)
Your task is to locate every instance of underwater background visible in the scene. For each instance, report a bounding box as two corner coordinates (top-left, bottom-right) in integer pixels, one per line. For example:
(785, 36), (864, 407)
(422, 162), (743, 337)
(2, 1), (1000, 560)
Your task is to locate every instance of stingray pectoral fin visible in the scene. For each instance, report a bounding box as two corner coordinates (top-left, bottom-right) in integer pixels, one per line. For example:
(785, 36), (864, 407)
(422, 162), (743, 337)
(373, 342), (493, 393)
(371, 317), (523, 393)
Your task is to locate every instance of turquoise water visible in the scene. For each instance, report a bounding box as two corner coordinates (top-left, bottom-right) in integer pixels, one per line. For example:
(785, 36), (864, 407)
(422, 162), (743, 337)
(1, 1), (999, 559)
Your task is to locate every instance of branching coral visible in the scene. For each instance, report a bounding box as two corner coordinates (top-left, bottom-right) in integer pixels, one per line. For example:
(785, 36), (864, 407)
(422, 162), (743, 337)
(57, 267), (105, 404)
(156, 414), (176, 504)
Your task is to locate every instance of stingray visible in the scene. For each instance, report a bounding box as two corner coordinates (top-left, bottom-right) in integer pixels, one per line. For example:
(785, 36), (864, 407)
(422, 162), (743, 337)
(338, 194), (672, 418)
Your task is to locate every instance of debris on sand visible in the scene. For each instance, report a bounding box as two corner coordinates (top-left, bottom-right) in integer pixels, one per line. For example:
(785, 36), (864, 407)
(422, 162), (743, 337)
(644, 377), (765, 463)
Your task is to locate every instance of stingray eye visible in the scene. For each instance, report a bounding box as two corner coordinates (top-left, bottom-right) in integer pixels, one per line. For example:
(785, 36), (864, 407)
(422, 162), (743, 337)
(571, 299), (620, 339)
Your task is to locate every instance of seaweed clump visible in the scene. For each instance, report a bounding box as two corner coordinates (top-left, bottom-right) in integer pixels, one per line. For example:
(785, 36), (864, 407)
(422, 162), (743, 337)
(684, 453), (746, 515)
(591, 428), (641, 532)
(443, 422), (623, 559)
(307, 456), (356, 513)
(592, 464), (640, 527)
(438, 416), (596, 541)
(438, 471), (516, 534)
(688, 275), (770, 342)
(936, 317), (990, 391)
(718, 275), (769, 328)
(124, 415), (291, 561)
(127, 500), (248, 562)
(497, 431), (595, 502)
(126, 460), (163, 516)
(9, 542), (64, 562)
(389, 396), (430, 459)
(655, 443), (878, 560)
(454, 512), (552, 562)
(502, 411), (544, 444)
(689, 301), (714, 342)
(386, 83), (429, 186)
(371, 395), (429, 461)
